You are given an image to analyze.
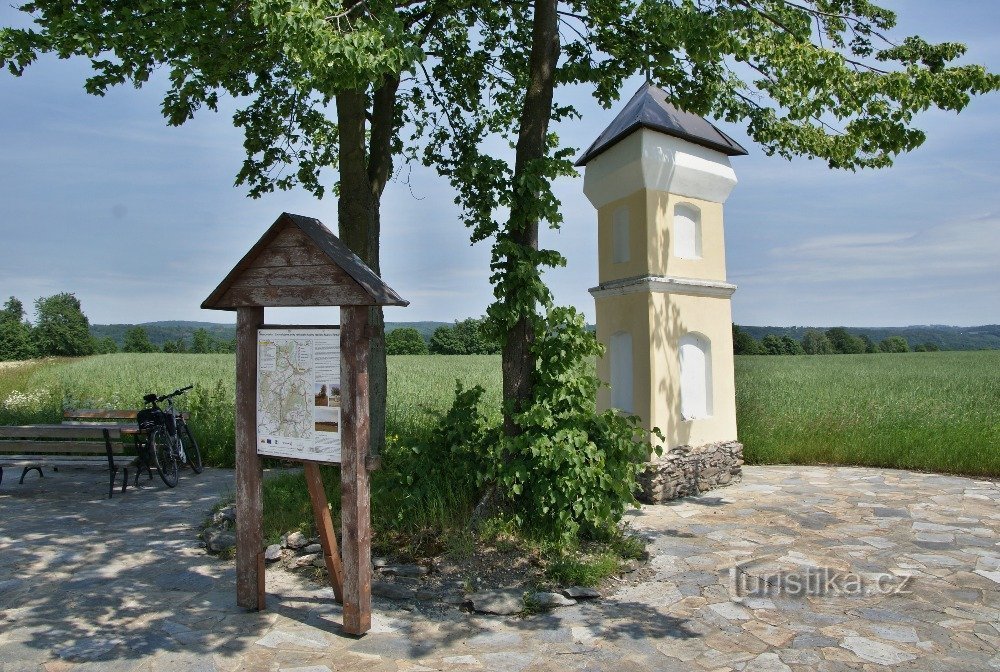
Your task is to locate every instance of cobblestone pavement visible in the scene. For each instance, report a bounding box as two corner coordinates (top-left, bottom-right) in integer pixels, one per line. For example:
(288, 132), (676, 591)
(0, 465), (997, 671)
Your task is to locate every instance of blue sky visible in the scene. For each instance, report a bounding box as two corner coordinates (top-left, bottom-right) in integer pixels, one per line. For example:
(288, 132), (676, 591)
(1, 2), (998, 328)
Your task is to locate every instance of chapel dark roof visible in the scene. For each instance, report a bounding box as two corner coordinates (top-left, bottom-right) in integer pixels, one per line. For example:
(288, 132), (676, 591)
(575, 83), (748, 166)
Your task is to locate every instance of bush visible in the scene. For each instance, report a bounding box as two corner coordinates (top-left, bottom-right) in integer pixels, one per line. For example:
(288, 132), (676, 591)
(879, 336), (910, 353)
(379, 382), (494, 533)
(491, 307), (659, 544)
(385, 327), (428, 355)
(429, 317), (501, 355)
(123, 326), (157, 353)
(732, 325), (763, 355)
(186, 380), (236, 467)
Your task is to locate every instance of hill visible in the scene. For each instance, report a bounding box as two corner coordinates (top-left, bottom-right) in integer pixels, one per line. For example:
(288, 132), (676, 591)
(90, 320), (1000, 351)
(90, 320), (450, 348)
(739, 325), (1000, 351)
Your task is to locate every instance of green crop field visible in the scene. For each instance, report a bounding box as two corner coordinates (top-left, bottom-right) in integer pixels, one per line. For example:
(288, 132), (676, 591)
(0, 351), (997, 477)
(736, 351), (1000, 477)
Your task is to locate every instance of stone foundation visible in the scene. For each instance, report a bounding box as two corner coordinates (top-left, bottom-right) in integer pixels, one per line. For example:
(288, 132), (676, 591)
(637, 441), (743, 504)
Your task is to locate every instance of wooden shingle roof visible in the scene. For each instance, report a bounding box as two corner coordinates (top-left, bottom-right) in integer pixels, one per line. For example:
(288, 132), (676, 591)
(202, 212), (408, 310)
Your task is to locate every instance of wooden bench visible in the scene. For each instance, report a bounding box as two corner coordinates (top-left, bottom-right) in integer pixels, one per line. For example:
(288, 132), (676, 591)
(62, 408), (188, 434)
(62, 408), (192, 486)
(0, 425), (135, 498)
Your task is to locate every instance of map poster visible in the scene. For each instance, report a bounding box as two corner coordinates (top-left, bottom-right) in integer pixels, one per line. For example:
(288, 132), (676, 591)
(257, 327), (342, 463)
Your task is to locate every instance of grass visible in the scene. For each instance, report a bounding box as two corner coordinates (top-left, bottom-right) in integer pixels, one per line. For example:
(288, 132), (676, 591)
(2, 350), (996, 477)
(386, 354), (502, 435)
(735, 351), (1000, 477)
(2, 350), (997, 477)
(1, 349), (997, 579)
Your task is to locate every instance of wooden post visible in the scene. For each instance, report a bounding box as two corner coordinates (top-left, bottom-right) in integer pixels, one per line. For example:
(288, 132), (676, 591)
(340, 306), (371, 635)
(235, 306), (265, 610)
(304, 461), (345, 603)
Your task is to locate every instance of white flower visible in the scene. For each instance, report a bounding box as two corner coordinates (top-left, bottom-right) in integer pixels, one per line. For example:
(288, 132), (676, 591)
(1, 389), (52, 412)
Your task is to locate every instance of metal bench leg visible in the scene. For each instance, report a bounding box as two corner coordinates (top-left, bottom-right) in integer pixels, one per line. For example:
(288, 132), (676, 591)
(121, 467), (129, 494)
(19, 466), (42, 484)
(0, 466), (3, 485)
(108, 466), (117, 499)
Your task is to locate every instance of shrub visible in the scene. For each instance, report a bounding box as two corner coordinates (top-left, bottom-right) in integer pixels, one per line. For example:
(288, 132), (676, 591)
(379, 382), (494, 532)
(491, 307), (659, 544)
(879, 336), (910, 353)
(385, 327), (428, 355)
(187, 380), (236, 467)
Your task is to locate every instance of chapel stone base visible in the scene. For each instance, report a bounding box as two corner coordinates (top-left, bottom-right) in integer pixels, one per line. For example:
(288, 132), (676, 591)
(637, 441), (743, 504)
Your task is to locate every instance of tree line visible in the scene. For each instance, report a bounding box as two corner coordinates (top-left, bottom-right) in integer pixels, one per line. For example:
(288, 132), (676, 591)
(0, 294), (235, 361)
(385, 317), (500, 356)
(733, 325), (939, 356)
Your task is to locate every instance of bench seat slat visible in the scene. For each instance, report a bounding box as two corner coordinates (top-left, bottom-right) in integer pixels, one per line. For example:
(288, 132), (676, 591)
(0, 425), (122, 439)
(0, 457), (131, 467)
(61, 422), (143, 435)
(0, 441), (126, 454)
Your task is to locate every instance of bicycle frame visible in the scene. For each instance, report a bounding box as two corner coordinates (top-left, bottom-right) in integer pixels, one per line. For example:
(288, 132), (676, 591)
(143, 387), (193, 464)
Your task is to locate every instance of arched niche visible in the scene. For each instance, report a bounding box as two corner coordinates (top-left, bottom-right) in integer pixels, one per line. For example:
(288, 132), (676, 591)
(610, 330), (633, 413)
(679, 332), (713, 419)
(612, 205), (630, 263)
(673, 203), (702, 260)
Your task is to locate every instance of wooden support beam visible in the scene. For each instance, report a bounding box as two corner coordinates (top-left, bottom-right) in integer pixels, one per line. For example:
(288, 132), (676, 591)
(340, 306), (372, 635)
(304, 461), (345, 603)
(235, 306), (265, 610)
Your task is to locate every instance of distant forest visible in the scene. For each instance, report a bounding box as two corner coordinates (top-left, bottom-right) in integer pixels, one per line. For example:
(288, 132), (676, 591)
(738, 324), (1000, 352)
(7, 291), (995, 362)
(88, 320), (448, 348)
(88, 320), (1000, 353)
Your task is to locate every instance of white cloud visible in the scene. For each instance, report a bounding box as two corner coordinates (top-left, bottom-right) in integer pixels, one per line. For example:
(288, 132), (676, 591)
(757, 215), (1000, 284)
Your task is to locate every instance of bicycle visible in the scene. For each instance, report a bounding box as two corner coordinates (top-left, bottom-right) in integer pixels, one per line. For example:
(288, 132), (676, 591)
(137, 386), (203, 487)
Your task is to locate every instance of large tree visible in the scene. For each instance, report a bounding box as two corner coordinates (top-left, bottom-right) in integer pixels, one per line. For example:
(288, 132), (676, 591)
(32, 292), (93, 357)
(0, 297), (35, 361)
(1, 0), (444, 454)
(123, 326), (157, 353)
(415, 0), (998, 434)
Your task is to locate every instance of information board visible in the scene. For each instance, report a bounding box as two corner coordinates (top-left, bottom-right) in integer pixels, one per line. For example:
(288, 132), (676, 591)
(256, 327), (341, 463)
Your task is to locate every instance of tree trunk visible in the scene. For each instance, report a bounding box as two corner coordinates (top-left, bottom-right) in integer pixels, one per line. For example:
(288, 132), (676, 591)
(502, 0), (560, 436)
(336, 75), (399, 460)
(336, 89), (383, 459)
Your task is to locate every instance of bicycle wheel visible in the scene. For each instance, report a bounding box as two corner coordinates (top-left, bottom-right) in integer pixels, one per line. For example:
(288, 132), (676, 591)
(179, 420), (203, 474)
(150, 426), (179, 488)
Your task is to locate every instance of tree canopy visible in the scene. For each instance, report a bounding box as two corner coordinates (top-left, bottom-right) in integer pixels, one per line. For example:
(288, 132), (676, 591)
(0, 297), (35, 361)
(385, 327), (429, 355)
(123, 326), (157, 353)
(32, 293), (93, 357)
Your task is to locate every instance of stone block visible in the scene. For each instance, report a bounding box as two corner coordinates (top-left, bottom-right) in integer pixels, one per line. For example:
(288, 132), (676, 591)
(637, 441), (743, 504)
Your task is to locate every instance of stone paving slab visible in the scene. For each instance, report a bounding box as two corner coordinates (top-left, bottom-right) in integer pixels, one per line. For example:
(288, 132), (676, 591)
(1, 465), (998, 671)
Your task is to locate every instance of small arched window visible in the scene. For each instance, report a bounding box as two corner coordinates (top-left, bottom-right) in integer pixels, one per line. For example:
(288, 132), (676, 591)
(680, 333), (713, 419)
(610, 330), (633, 413)
(612, 205), (630, 263)
(673, 203), (702, 259)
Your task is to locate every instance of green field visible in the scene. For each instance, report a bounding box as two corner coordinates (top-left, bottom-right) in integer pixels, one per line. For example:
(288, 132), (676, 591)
(736, 351), (1000, 476)
(0, 351), (997, 477)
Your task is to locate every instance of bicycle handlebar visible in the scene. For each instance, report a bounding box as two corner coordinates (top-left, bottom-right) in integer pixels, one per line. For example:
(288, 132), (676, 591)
(154, 385), (194, 403)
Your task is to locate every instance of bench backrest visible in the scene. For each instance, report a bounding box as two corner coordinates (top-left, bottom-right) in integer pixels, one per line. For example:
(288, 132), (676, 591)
(0, 425), (125, 454)
(63, 409), (190, 424)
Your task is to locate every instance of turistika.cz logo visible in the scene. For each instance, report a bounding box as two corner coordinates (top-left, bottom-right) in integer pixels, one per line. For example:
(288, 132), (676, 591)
(728, 562), (915, 598)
